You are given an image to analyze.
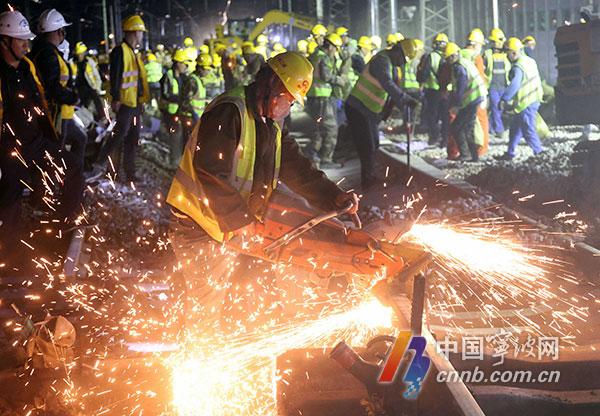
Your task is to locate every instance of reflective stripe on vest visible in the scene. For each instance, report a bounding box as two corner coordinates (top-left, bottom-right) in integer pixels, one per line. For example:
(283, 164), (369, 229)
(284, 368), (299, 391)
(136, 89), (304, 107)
(190, 73), (208, 117)
(54, 49), (75, 120)
(456, 57), (486, 109)
(513, 55), (543, 114)
(400, 62), (420, 90)
(307, 49), (334, 97)
(166, 86), (282, 242)
(349, 54), (391, 114)
(120, 42), (150, 107)
(422, 51), (441, 90)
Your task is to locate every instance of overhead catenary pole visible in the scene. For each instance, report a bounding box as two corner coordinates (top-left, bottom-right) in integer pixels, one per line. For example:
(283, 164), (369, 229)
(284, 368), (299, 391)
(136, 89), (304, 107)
(370, 0), (380, 37)
(492, 0), (499, 29)
(102, 0), (109, 55)
(390, 0), (398, 33)
(316, 0), (324, 22)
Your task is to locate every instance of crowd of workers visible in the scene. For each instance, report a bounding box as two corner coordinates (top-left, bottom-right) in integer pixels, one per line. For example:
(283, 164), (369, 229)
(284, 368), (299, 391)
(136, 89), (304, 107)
(0, 6), (545, 272)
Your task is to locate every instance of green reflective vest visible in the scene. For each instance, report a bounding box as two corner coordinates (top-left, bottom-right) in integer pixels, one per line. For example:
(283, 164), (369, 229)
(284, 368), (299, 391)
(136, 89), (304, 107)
(308, 49), (335, 97)
(160, 69), (179, 115)
(145, 61), (163, 84)
(400, 61), (420, 90)
(454, 57), (487, 109)
(483, 49), (510, 88)
(513, 55), (543, 113)
(166, 86), (282, 242)
(349, 53), (393, 114)
(189, 73), (208, 118)
(422, 51), (442, 90)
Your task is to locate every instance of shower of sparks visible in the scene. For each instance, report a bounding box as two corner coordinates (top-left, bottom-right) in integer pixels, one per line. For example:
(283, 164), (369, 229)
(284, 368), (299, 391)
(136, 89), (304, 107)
(168, 297), (393, 416)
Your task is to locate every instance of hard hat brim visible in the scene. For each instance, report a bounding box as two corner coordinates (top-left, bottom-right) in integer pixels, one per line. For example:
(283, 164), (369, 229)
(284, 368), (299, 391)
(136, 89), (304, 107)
(13, 31), (35, 40)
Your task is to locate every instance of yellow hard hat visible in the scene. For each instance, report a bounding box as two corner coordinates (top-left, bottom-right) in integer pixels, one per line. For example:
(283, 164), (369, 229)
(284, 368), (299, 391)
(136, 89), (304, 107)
(386, 33), (398, 46)
(326, 33), (343, 48)
(358, 35), (372, 50)
(198, 44), (209, 55)
(173, 49), (191, 63)
(522, 35), (536, 45)
(267, 51), (313, 106)
(335, 26), (348, 37)
(197, 53), (213, 68)
(414, 39), (425, 52)
(505, 37), (524, 52)
(371, 35), (382, 49)
(468, 28), (485, 44)
(489, 28), (506, 43)
(183, 37), (194, 47)
(74, 41), (87, 55)
(311, 23), (327, 37)
(146, 52), (157, 62)
(273, 42), (286, 52)
(242, 41), (255, 54)
(297, 39), (308, 53)
(212, 53), (222, 67)
(122, 15), (146, 32)
(396, 32), (405, 41)
(256, 34), (268, 45)
(399, 38), (419, 60)
(307, 40), (318, 55)
(434, 32), (449, 43)
(444, 42), (461, 58)
(214, 42), (227, 54)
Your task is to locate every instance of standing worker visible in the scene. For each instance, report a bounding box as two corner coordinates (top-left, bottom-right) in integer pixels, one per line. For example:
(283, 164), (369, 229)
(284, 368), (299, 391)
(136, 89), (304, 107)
(484, 28), (510, 137)
(88, 15), (149, 183)
(497, 38), (544, 160)
(180, 53), (212, 140)
(145, 52), (163, 111)
(522, 36), (536, 58)
(255, 34), (270, 60)
(311, 24), (328, 47)
(305, 33), (344, 168)
(352, 36), (372, 74)
(0, 10), (84, 268)
(344, 40), (420, 188)
(167, 51), (359, 331)
(445, 42), (487, 162)
(419, 33), (449, 146)
(74, 41), (105, 121)
(30, 9), (87, 166)
(159, 49), (191, 167)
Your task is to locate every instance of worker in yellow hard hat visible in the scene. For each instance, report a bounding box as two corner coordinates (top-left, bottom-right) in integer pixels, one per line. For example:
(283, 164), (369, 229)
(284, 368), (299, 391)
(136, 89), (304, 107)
(345, 39), (420, 188)
(88, 14), (150, 183)
(353, 35), (373, 73)
(72, 41), (105, 121)
(420, 32), (450, 146)
(255, 33), (269, 60)
(158, 49), (193, 167)
(167, 51), (359, 331)
(522, 35), (536, 58)
(242, 40), (265, 81)
(306, 33), (344, 168)
(484, 28), (510, 138)
(297, 39), (309, 57)
(311, 23), (328, 46)
(271, 42), (286, 57)
(495, 37), (544, 160)
(444, 41), (487, 161)
(145, 51), (163, 112)
(399, 38), (423, 96)
(386, 33), (399, 48)
(462, 28), (485, 62)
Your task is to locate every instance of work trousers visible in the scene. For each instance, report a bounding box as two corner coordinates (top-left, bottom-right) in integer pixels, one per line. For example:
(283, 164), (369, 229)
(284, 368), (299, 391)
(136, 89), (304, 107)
(306, 96), (338, 163)
(345, 103), (380, 185)
(61, 119), (88, 167)
(451, 101), (479, 159)
(488, 88), (505, 135)
(0, 136), (84, 266)
(507, 102), (543, 157)
(96, 104), (141, 180)
(160, 111), (185, 168)
(422, 88), (450, 145)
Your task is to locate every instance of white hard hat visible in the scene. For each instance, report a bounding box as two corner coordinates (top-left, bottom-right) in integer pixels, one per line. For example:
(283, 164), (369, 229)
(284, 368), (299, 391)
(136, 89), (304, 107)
(37, 8), (72, 33)
(0, 10), (35, 40)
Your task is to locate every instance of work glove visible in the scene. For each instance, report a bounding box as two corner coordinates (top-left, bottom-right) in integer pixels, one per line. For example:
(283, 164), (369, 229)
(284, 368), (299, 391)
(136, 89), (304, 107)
(334, 191), (362, 229)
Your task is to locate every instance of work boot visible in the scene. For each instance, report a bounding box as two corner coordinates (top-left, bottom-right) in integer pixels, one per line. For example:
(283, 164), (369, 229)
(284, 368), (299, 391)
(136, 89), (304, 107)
(494, 153), (514, 161)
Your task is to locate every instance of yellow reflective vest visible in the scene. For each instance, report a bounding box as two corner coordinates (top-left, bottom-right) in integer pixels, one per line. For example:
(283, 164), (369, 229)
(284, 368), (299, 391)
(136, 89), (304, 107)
(167, 86), (282, 242)
(119, 42), (149, 108)
(54, 49), (75, 120)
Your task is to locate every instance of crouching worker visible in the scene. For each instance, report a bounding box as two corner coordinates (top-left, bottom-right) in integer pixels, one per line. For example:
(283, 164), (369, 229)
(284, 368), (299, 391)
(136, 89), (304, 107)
(167, 52), (359, 333)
